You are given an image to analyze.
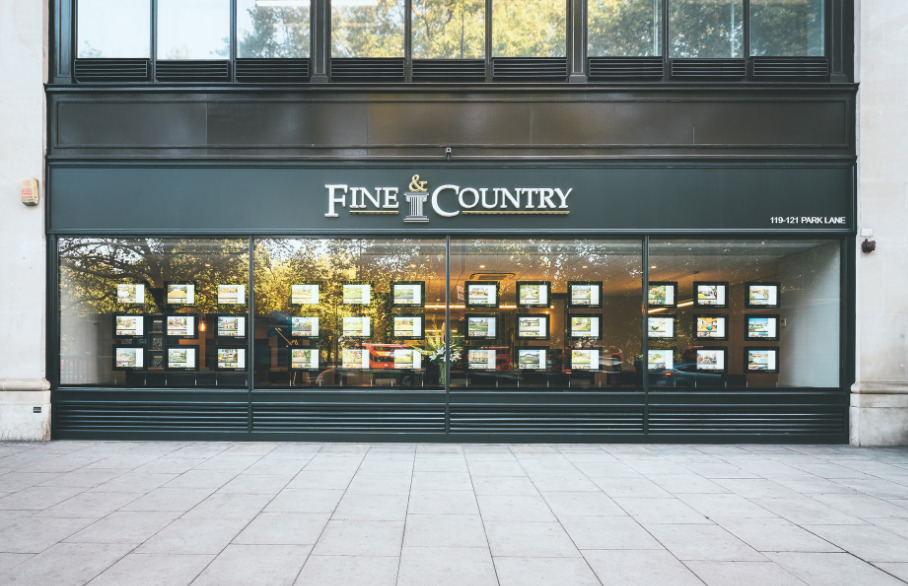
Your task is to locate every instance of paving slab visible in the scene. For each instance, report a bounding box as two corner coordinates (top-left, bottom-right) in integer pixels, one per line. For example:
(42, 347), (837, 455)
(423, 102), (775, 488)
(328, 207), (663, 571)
(0, 441), (907, 585)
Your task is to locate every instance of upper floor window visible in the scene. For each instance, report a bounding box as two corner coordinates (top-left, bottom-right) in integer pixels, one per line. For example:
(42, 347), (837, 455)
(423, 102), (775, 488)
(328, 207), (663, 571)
(332, 0), (406, 58)
(669, 0), (744, 58)
(588, 0), (662, 57)
(750, 0), (825, 56)
(412, 0), (485, 59)
(77, 0), (150, 58)
(492, 0), (566, 57)
(157, 0), (230, 59)
(238, 0), (312, 58)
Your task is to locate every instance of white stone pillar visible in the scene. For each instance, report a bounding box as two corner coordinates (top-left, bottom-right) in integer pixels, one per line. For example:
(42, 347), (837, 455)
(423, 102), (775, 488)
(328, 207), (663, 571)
(0, 1), (50, 440)
(851, 0), (908, 446)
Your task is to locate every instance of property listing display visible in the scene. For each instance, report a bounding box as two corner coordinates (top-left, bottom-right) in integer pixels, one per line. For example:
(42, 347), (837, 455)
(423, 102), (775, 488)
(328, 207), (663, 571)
(63, 233), (819, 393)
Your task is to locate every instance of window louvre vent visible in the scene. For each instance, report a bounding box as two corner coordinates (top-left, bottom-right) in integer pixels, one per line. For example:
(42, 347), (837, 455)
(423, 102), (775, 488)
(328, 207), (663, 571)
(588, 57), (663, 80)
(253, 404), (445, 433)
(412, 59), (486, 82)
(235, 59), (310, 82)
(155, 60), (230, 82)
(492, 57), (568, 81)
(671, 58), (746, 79)
(54, 402), (248, 432)
(330, 58), (405, 82)
(647, 406), (844, 435)
(752, 57), (829, 80)
(74, 59), (150, 82)
(449, 405), (644, 434)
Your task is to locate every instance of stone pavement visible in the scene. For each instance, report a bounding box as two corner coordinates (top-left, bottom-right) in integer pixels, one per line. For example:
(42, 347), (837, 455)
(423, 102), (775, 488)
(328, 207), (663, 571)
(1, 442), (908, 585)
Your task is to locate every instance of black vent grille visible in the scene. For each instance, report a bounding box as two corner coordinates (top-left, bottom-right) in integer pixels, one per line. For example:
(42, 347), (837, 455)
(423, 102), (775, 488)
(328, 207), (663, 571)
(492, 58), (568, 81)
(671, 58), (746, 79)
(236, 59), (310, 82)
(156, 60), (230, 82)
(412, 59), (486, 82)
(752, 57), (829, 80)
(647, 406), (845, 436)
(253, 403), (445, 433)
(588, 57), (663, 80)
(450, 405), (644, 434)
(54, 402), (248, 432)
(74, 59), (150, 82)
(330, 58), (405, 82)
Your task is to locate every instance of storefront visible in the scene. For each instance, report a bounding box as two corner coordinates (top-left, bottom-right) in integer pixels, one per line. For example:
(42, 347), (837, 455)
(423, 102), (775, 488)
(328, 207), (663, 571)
(44, 0), (856, 442)
(47, 162), (854, 441)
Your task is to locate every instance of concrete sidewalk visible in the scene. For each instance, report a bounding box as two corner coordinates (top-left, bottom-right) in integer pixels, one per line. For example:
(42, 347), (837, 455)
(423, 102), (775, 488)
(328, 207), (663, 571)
(1, 442), (907, 585)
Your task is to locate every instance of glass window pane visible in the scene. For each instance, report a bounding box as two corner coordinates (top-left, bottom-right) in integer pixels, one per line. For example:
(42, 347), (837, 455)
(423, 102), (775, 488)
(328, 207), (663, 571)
(59, 238), (250, 388)
(588, 0), (662, 57)
(253, 238), (447, 389)
(449, 239), (643, 391)
(238, 0), (311, 58)
(412, 0), (485, 59)
(157, 0), (230, 59)
(669, 0), (743, 58)
(332, 0), (406, 58)
(492, 0), (566, 57)
(77, 0), (150, 58)
(750, 0), (824, 56)
(647, 239), (840, 389)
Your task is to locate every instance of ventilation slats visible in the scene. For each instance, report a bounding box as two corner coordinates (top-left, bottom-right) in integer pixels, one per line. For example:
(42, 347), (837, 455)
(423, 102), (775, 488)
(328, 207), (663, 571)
(412, 59), (486, 82)
(54, 402), (248, 432)
(330, 58), (405, 82)
(236, 59), (309, 82)
(671, 58), (746, 79)
(753, 57), (829, 80)
(155, 60), (230, 82)
(74, 59), (150, 82)
(588, 57), (663, 80)
(450, 406), (644, 434)
(492, 58), (568, 81)
(254, 404), (445, 433)
(647, 407), (845, 435)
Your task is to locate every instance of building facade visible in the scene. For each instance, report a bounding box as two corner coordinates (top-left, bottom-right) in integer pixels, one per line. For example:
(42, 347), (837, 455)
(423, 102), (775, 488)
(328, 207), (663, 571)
(0, 0), (904, 444)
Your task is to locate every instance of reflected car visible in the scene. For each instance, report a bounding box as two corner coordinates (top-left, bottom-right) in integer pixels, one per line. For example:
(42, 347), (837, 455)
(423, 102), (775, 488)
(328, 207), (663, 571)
(649, 362), (723, 387)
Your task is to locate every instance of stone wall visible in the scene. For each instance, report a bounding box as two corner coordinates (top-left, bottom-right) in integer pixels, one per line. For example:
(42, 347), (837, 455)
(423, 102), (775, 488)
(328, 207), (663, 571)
(0, 1), (50, 440)
(852, 0), (908, 445)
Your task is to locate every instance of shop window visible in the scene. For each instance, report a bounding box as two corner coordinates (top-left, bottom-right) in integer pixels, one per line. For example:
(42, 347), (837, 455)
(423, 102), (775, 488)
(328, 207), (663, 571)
(491, 0), (566, 57)
(588, 0), (662, 57)
(59, 238), (250, 388)
(331, 0), (406, 58)
(157, 0), (230, 59)
(253, 238), (447, 389)
(448, 239), (643, 390)
(647, 239), (840, 389)
(669, 0), (744, 58)
(750, 0), (824, 57)
(411, 0), (485, 59)
(237, 0), (311, 58)
(76, 0), (151, 58)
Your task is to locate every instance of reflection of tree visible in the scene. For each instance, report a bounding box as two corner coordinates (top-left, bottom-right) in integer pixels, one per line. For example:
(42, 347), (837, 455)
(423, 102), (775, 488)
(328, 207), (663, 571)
(669, 1), (743, 58)
(332, 0), (407, 58)
(239, 5), (309, 58)
(588, 0), (661, 57)
(492, 0), (565, 57)
(412, 0), (484, 59)
(750, 2), (823, 56)
(60, 238), (249, 315)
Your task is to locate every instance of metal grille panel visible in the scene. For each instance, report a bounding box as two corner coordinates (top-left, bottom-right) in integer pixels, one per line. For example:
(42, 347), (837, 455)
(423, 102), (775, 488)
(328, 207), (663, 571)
(156, 60), (230, 82)
(671, 58), (746, 79)
(412, 59), (486, 82)
(330, 58), (405, 82)
(54, 402), (248, 432)
(236, 59), (310, 82)
(492, 58), (568, 81)
(753, 57), (829, 80)
(588, 57), (664, 80)
(450, 405), (644, 434)
(253, 403), (445, 433)
(74, 59), (150, 82)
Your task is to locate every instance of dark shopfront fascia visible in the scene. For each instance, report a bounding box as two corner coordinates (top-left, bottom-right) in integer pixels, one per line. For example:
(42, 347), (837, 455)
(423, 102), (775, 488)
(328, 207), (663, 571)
(47, 162), (855, 442)
(47, 0), (857, 442)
